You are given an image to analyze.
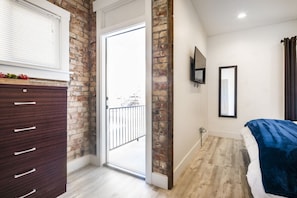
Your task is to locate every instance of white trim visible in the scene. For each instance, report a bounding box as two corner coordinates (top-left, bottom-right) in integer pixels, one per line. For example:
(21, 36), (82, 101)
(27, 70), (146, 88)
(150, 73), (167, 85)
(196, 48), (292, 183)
(94, 0), (106, 166)
(67, 155), (91, 174)
(144, 0), (152, 185)
(100, 16), (146, 36)
(93, 0), (137, 12)
(96, 17), (107, 166)
(0, 61), (71, 73)
(90, 155), (101, 166)
(209, 130), (242, 139)
(100, 0), (139, 28)
(173, 133), (208, 184)
(25, 0), (70, 19)
(0, 65), (71, 81)
(94, 0), (144, 30)
(67, 155), (101, 175)
(101, 0), (137, 13)
(152, 172), (168, 190)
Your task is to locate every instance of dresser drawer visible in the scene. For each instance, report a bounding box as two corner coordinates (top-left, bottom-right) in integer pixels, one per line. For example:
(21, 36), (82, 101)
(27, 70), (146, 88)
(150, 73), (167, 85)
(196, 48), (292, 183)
(0, 102), (66, 119)
(0, 85), (67, 108)
(0, 115), (66, 139)
(0, 132), (66, 162)
(0, 96), (66, 109)
(0, 140), (66, 179)
(0, 85), (67, 125)
(0, 158), (66, 198)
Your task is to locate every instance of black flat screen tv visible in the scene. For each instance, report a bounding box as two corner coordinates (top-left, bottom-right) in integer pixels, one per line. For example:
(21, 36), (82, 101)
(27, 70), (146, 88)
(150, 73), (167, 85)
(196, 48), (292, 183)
(190, 46), (206, 84)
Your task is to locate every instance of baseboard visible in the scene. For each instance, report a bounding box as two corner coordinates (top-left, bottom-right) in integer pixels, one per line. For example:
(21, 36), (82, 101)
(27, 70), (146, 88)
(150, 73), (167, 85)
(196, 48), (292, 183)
(173, 132), (208, 185)
(90, 155), (101, 166)
(209, 130), (242, 140)
(68, 154), (99, 174)
(67, 154), (102, 174)
(152, 172), (168, 190)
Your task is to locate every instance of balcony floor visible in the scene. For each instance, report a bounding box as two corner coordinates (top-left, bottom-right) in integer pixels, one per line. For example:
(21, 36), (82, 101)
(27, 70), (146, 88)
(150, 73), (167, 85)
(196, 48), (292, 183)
(108, 136), (145, 176)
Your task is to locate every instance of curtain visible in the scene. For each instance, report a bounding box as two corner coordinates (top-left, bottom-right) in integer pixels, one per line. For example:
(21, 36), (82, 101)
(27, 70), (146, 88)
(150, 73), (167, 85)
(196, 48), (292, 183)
(284, 36), (297, 120)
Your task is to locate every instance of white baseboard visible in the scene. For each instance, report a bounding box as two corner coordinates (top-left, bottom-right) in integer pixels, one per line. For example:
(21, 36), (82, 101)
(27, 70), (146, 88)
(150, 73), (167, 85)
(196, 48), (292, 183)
(90, 155), (101, 166)
(67, 155), (91, 174)
(209, 130), (242, 140)
(67, 154), (101, 174)
(173, 132), (208, 185)
(152, 172), (168, 190)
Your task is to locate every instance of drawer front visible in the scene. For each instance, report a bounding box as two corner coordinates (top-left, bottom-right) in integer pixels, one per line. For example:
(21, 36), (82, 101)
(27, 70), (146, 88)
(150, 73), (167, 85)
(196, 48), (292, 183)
(0, 85), (67, 106)
(0, 102), (66, 118)
(0, 140), (66, 180)
(0, 116), (66, 141)
(0, 99), (66, 125)
(0, 95), (66, 108)
(0, 158), (66, 198)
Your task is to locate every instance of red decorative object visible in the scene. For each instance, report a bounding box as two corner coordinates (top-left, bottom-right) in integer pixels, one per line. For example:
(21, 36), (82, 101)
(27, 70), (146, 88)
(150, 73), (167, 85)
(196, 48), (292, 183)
(18, 74), (29, 80)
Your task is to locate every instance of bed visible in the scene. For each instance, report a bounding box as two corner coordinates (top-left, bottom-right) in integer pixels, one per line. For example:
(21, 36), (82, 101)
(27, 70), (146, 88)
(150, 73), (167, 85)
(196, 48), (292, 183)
(241, 119), (297, 198)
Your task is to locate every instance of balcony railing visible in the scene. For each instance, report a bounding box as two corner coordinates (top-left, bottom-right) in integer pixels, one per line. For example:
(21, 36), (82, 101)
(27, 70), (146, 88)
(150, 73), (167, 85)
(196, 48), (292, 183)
(108, 105), (145, 150)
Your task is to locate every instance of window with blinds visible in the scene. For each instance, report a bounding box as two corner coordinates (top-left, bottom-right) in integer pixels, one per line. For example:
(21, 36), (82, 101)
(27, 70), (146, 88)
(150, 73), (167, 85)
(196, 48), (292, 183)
(0, 0), (70, 81)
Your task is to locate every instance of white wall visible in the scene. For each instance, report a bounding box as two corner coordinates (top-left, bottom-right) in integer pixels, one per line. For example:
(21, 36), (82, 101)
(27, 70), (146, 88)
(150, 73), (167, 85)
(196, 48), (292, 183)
(207, 20), (297, 139)
(173, 0), (208, 184)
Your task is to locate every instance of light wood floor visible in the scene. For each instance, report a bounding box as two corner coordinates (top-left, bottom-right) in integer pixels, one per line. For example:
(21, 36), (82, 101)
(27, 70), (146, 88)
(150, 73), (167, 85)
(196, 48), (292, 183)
(58, 136), (252, 198)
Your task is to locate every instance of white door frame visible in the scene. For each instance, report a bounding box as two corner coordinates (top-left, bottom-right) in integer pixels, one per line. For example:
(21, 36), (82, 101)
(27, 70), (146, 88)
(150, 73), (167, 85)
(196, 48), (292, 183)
(96, 21), (152, 184)
(103, 24), (146, 170)
(94, 0), (152, 185)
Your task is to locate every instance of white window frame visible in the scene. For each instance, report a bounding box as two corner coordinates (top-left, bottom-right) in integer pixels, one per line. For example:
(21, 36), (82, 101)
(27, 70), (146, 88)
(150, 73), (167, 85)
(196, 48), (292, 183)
(0, 0), (70, 81)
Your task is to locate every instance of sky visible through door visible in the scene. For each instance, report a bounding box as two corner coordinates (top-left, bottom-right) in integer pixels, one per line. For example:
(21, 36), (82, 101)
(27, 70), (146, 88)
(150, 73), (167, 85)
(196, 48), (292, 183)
(106, 27), (145, 108)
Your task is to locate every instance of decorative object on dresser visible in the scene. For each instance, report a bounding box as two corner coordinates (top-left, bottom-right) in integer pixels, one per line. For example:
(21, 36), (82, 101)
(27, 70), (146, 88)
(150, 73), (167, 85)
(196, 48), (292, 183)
(0, 84), (67, 197)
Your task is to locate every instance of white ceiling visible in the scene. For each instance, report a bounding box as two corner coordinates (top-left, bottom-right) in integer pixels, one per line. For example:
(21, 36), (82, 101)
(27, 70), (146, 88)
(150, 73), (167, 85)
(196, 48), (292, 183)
(191, 0), (297, 36)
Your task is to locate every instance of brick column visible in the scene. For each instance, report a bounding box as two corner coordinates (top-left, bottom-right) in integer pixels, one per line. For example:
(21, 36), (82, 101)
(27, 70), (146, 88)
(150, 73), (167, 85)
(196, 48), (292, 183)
(88, 0), (97, 155)
(48, 0), (96, 160)
(152, 0), (174, 189)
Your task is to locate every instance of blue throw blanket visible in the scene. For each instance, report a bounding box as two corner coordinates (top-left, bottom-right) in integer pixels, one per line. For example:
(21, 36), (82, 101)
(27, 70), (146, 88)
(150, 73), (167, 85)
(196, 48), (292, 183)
(245, 119), (297, 197)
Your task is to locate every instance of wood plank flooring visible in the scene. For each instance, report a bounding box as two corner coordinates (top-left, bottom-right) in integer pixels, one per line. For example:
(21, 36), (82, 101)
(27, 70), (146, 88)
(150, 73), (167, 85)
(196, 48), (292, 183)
(58, 136), (252, 198)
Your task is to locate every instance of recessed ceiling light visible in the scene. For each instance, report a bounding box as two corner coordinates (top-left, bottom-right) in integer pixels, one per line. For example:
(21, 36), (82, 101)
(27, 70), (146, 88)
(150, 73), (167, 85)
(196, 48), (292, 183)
(237, 12), (247, 19)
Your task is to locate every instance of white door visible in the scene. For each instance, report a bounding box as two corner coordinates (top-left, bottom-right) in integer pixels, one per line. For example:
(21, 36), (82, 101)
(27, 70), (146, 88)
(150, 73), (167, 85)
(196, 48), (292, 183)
(105, 27), (146, 177)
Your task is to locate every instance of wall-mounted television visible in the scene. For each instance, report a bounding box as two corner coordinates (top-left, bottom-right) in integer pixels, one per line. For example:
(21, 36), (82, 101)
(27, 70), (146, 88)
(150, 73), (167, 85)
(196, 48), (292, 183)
(190, 46), (206, 84)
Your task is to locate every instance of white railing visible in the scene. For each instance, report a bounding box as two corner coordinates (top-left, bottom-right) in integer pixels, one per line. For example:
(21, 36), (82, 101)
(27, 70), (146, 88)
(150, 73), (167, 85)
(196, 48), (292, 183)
(108, 105), (145, 150)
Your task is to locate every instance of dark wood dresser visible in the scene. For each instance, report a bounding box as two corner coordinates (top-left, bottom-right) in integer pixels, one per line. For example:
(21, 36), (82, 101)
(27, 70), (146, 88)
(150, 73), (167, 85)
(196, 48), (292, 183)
(0, 84), (67, 198)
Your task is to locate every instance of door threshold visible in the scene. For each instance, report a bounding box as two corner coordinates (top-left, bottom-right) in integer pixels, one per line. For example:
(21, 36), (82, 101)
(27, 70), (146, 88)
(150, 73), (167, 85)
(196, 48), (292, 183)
(104, 163), (145, 180)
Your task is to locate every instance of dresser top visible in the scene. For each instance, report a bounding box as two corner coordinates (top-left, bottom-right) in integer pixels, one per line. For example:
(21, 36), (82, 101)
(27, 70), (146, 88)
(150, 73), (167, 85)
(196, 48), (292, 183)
(0, 78), (68, 87)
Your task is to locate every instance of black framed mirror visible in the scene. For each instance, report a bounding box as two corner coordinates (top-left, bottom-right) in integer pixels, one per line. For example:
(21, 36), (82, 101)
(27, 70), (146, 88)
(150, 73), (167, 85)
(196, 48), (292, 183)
(219, 66), (237, 118)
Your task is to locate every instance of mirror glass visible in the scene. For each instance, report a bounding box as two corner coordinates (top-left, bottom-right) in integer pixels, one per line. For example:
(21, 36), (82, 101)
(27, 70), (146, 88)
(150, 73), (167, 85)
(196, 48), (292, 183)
(219, 66), (237, 117)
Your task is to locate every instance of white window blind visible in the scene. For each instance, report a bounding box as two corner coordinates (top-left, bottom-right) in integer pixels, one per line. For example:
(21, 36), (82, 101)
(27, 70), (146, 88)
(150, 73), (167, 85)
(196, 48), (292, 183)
(0, 0), (70, 81)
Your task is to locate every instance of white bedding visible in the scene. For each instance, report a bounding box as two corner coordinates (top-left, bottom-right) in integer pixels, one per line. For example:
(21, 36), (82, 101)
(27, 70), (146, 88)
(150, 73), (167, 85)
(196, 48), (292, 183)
(241, 127), (285, 198)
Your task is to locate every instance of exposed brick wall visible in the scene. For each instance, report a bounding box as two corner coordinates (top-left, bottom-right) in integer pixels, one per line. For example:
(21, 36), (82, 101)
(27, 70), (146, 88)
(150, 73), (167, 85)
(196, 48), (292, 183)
(47, 0), (96, 161)
(88, 1), (97, 155)
(152, 0), (174, 189)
